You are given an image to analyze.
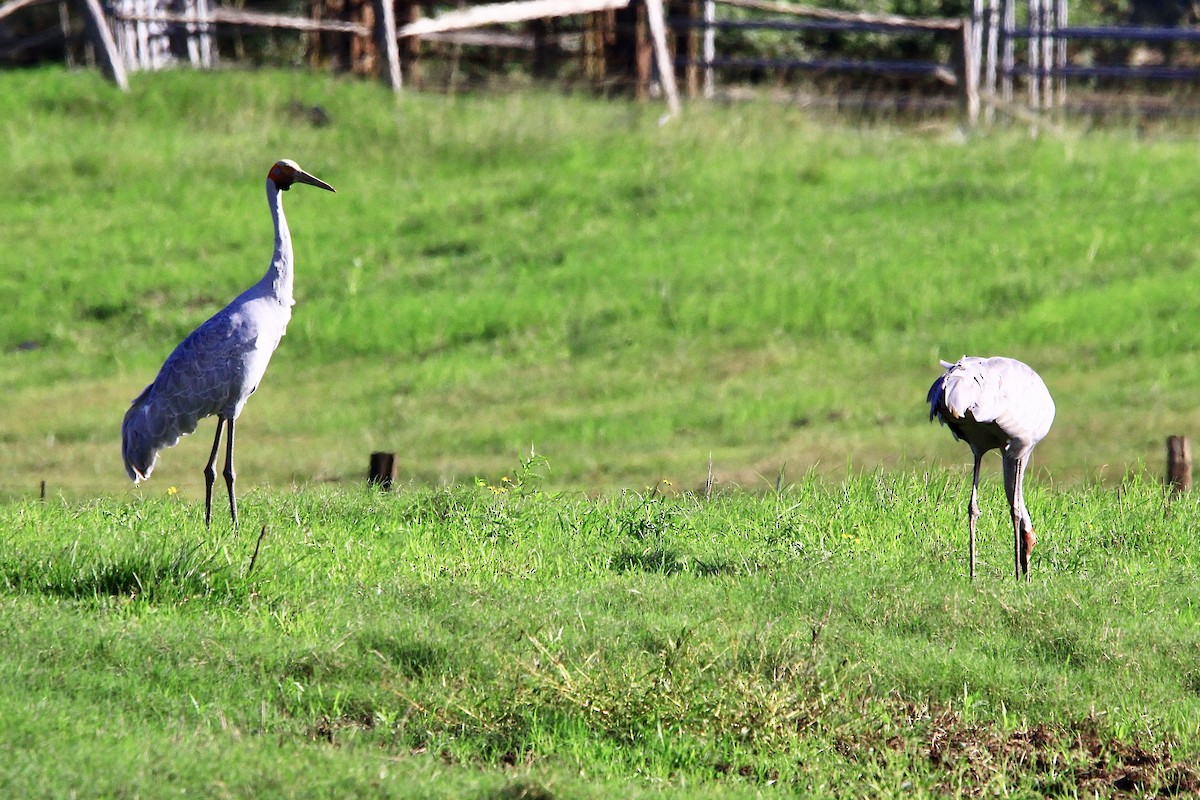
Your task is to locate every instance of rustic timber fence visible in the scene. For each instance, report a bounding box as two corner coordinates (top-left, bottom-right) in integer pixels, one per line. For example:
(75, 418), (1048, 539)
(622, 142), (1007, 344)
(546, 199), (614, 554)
(0, 0), (130, 87)
(671, 0), (981, 120)
(103, 0), (662, 95)
(679, 0), (1200, 121)
(0, 0), (673, 101)
(7, 0), (1200, 121)
(1003, 11), (1200, 111)
(979, 0), (1200, 115)
(109, 0), (214, 70)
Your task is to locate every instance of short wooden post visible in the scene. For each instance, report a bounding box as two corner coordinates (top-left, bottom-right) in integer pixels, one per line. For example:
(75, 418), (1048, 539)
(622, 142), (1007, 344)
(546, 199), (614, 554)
(76, 0), (129, 91)
(1167, 436), (1192, 493)
(368, 451), (397, 489)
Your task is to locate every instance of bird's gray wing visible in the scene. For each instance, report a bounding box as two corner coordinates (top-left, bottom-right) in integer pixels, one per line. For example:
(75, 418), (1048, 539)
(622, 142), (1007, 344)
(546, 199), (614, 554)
(121, 310), (258, 481)
(156, 311), (259, 418)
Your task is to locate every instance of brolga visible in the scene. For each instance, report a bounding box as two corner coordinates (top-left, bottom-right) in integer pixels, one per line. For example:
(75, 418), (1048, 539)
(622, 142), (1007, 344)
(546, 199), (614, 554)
(122, 159), (335, 528)
(927, 356), (1055, 581)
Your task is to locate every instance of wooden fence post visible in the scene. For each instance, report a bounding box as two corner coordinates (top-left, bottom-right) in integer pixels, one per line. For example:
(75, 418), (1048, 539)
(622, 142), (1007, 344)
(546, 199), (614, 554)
(984, 0), (997, 122)
(684, 0), (699, 97)
(644, 0), (680, 118)
(372, 0), (402, 90)
(531, 17), (553, 78)
(77, 0), (129, 90)
(702, 0), (714, 98)
(1028, 0), (1046, 110)
(1040, 0), (1052, 108)
(1167, 436), (1191, 493)
(635, 0), (651, 101)
(369, 451), (397, 489)
(956, 17), (979, 127)
(398, 0), (421, 85)
(1054, 0), (1066, 106)
(583, 11), (608, 82)
(1000, 0), (1013, 103)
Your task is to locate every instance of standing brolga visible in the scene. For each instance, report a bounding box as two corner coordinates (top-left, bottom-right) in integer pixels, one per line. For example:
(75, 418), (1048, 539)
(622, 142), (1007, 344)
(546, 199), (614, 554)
(927, 356), (1055, 581)
(122, 159), (335, 528)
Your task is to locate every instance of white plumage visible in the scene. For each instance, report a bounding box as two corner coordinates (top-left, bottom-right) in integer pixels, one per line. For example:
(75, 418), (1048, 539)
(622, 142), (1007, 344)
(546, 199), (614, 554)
(122, 159), (335, 527)
(928, 356), (1055, 580)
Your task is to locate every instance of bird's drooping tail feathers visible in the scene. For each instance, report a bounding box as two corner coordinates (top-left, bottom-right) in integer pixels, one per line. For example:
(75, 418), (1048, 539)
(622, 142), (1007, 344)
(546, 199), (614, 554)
(927, 357), (1001, 427)
(121, 382), (200, 483)
(927, 373), (949, 423)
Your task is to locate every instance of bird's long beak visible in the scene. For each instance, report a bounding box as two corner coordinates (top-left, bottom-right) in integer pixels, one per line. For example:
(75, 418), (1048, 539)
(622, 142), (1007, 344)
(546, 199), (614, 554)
(295, 170), (336, 193)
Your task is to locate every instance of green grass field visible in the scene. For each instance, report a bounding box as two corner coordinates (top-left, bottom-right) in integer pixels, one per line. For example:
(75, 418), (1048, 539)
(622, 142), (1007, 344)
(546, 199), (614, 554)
(3, 67), (1200, 797)
(3, 470), (1200, 797)
(5, 66), (1200, 500)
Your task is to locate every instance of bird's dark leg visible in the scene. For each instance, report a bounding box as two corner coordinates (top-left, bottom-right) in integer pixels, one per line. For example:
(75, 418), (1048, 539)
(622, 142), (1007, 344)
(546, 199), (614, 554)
(223, 417), (238, 529)
(1002, 455), (1023, 581)
(203, 418), (226, 529)
(1003, 455), (1041, 582)
(1013, 457), (1033, 581)
(968, 448), (983, 581)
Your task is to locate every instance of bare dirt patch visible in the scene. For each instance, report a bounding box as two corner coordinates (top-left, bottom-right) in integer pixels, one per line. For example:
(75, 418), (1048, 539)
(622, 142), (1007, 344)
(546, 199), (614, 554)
(845, 700), (1200, 797)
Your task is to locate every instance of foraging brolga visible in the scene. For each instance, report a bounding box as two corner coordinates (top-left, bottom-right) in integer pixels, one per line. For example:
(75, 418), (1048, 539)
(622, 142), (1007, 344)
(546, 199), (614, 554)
(927, 356), (1055, 581)
(122, 159), (335, 527)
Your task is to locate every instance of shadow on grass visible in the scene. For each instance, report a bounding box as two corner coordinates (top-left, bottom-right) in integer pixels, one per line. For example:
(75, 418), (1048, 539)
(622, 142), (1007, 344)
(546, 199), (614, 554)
(366, 639), (451, 679)
(612, 548), (732, 577)
(0, 544), (245, 603)
(483, 779), (555, 800)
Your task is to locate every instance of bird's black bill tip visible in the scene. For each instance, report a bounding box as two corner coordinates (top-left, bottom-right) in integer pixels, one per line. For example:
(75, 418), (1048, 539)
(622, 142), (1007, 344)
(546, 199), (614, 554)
(295, 172), (336, 193)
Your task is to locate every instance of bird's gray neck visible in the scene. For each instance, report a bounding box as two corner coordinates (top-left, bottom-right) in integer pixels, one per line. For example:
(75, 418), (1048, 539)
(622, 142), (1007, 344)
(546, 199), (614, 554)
(262, 178), (295, 302)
